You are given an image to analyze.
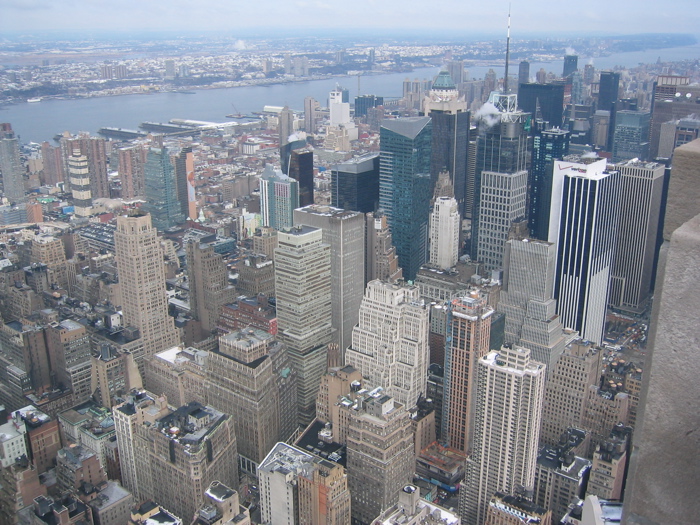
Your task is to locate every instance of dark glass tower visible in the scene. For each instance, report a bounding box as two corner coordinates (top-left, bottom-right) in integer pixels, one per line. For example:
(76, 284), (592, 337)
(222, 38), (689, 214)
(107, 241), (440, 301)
(379, 117), (432, 280)
(599, 71), (620, 152)
(355, 95), (384, 118)
(471, 101), (530, 262)
(289, 149), (314, 206)
(529, 128), (570, 241)
(331, 153), (380, 213)
(563, 55), (578, 78)
(425, 71), (470, 218)
(143, 146), (185, 231)
(518, 83), (565, 128)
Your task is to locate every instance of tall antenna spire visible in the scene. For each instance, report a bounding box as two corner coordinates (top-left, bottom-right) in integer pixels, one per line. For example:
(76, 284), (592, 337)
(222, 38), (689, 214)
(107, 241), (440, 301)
(504, 4), (511, 94)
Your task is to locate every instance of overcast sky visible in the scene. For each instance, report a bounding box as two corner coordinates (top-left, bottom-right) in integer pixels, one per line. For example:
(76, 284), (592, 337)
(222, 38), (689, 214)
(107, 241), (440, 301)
(0, 0), (699, 37)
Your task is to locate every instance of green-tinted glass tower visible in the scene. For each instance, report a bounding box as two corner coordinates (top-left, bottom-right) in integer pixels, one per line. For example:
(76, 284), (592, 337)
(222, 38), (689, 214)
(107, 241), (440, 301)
(379, 117), (432, 280)
(143, 146), (185, 231)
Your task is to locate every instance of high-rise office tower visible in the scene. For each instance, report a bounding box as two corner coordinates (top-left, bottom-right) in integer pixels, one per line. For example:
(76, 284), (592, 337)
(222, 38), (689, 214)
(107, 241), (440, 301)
(518, 61), (530, 87)
(354, 95), (384, 118)
(587, 425), (630, 502)
(612, 110), (651, 162)
(331, 153), (380, 213)
(598, 71), (620, 112)
(471, 93), (529, 263)
(598, 71), (620, 152)
(258, 442), (351, 525)
(289, 148), (314, 207)
(186, 240), (236, 336)
(143, 146), (185, 231)
(46, 319), (92, 404)
(210, 329), (282, 470)
(583, 64), (595, 85)
(67, 149), (93, 216)
(347, 395), (414, 525)
(529, 128), (570, 241)
(294, 205), (365, 357)
(539, 339), (602, 446)
(649, 75), (700, 158)
(41, 141), (65, 186)
(424, 71), (470, 217)
(114, 211), (179, 364)
(365, 212), (403, 284)
(498, 238), (567, 373)
(0, 123), (25, 203)
(429, 172), (460, 270)
(278, 105), (294, 146)
(275, 226), (332, 427)
(657, 116), (700, 158)
(442, 293), (493, 454)
(132, 401), (238, 521)
(173, 146), (196, 220)
(345, 280), (429, 408)
(304, 96), (320, 133)
(447, 60), (465, 85)
(476, 169), (527, 272)
(329, 89), (351, 126)
(118, 145), (147, 200)
(518, 83), (565, 128)
(607, 160), (665, 313)
(259, 164), (300, 231)
(563, 55), (578, 78)
(379, 117), (432, 280)
(63, 133), (110, 200)
(459, 345), (546, 525)
(548, 156), (620, 344)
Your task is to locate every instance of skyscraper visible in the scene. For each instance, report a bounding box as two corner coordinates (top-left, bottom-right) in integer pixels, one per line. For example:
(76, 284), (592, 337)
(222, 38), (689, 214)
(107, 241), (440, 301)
(518, 61), (530, 87)
(278, 105), (294, 146)
(63, 133), (110, 200)
(379, 117), (432, 280)
(563, 55), (578, 78)
(258, 442), (351, 525)
(649, 75), (700, 158)
(518, 83), (565, 128)
(608, 160), (665, 313)
(143, 146), (185, 231)
(331, 153), (380, 213)
(475, 169), (527, 272)
(173, 146), (196, 220)
(67, 149), (93, 217)
(442, 293), (493, 454)
(304, 96), (320, 133)
(259, 164), (300, 231)
(612, 110), (651, 162)
(597, 71), (620, 113)
(354, 95), (384, 118)
(529, 128), (570, 241)
(114, 210), (179, 364)
(345, 280), (429, 409)
(548, 156), (620, 344)
(185, 240), (236, 336)
(275, 226), (332, 427)
(429, 172), (460, 270)
(294, 205), (365, 356)
(0, 123), (25, 203)
(347, 395), (414, 525)
(471, 93), (529, 262)
(365, 212), (403, 284)
(498, 238), (567, 373)
(459, 345), (546, 525)
(424, 71), (470, 217)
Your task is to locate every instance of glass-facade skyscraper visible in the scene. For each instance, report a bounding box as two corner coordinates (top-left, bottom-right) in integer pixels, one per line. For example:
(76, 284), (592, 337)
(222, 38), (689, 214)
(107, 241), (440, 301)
(143, 146), (185, 231)
(331, 152), (379, 213)
(529, 128), (570, 241)
(379, 117), (432, 281)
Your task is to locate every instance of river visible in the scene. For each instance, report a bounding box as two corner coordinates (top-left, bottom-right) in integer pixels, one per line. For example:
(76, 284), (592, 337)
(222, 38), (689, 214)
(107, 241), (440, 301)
(2, 43), (699, 144)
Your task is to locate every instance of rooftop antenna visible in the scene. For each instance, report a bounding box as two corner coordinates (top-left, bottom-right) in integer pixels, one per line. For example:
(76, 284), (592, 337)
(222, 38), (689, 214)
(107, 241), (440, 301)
(504, 4), (511, 94)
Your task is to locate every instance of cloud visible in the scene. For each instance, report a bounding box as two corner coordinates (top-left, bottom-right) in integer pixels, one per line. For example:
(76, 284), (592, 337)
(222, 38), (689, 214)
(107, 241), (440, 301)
(474, 101), (501, 128)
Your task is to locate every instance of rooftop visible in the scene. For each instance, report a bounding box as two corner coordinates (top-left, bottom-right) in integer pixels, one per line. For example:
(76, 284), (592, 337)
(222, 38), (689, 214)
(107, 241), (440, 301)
(156, 402), (226, 446)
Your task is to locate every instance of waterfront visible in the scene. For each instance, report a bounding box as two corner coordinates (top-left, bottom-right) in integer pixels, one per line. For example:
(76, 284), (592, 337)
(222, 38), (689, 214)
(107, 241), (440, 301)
(2, 43), (699, 144)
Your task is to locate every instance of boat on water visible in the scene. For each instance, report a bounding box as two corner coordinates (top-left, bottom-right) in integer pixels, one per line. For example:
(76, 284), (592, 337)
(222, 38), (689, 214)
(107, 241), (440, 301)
(27, 97), (42, 103)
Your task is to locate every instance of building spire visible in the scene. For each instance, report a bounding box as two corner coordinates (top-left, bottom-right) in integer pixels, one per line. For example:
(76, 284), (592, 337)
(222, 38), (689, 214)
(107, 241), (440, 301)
(504, 4), (511, 94)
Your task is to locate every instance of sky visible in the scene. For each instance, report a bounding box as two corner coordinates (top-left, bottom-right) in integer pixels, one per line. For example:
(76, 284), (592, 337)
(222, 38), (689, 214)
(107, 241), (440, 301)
(0, 0), (699, 38)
